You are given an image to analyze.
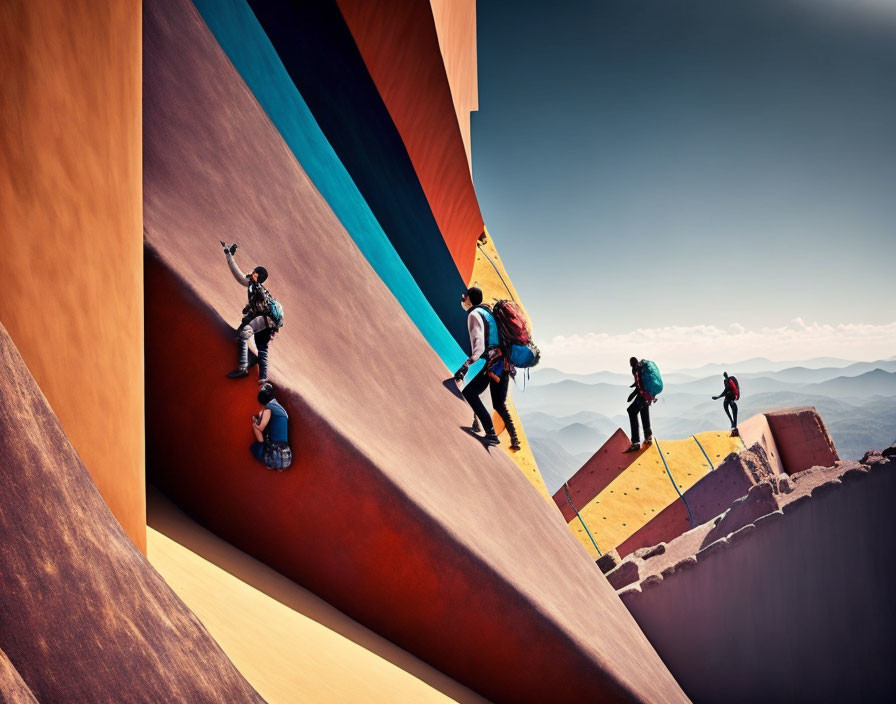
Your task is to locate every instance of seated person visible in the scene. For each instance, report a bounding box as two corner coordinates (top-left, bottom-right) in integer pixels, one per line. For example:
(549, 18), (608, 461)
(250, 383), (292, 470)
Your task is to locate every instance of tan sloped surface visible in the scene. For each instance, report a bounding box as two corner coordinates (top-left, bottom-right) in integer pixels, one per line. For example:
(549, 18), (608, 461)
(147, 489), (485, 704)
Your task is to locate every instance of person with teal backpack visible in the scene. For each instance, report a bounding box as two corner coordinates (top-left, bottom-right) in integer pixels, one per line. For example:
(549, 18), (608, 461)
(220, 241), (284, 384)
(624, 357), (663, 453)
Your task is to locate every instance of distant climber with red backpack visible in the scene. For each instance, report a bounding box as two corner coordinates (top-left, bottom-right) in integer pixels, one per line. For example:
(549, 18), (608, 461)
(624, 357), (663, 453)
(453, 287), (540, 451)
(713, 372), (740, 436)
(220, 241), (284, 384)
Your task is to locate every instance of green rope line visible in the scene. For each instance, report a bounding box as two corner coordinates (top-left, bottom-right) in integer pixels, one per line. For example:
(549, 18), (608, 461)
(692, 435), (715, 471)
(563, 483), (602, 556)
(654, 438), (695, 527)
(476, 242), (516, 302)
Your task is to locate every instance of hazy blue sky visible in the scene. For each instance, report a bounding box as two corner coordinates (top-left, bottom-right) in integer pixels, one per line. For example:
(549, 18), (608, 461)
(472, 0), (896, 370)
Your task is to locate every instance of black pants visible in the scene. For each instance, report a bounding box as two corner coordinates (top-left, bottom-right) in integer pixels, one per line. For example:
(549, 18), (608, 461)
(256, 328), (271, 379)
(462, 366), (516, 438)
(628, 395), (651, 443)
(724, 398), (738, 427)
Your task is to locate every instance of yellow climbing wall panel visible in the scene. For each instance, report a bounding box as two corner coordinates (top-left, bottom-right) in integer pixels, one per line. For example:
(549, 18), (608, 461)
(469, 227), (549, 500)
(571, 431), (743, 558)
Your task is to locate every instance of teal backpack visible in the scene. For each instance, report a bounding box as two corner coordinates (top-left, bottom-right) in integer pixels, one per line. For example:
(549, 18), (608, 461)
(640, 360), (663, 399)
(261, 286), (284, 328)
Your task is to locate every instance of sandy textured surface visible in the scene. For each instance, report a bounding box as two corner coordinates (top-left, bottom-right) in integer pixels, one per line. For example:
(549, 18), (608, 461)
(147, 489), (485, 704)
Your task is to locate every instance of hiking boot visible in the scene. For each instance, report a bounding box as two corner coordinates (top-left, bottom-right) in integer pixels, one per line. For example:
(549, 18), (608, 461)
(643, 434), (653, 446)
(471, 417), (482, 433)
(508, 433), (522, 451)
(483, 432), (501, 446)
(731, 427), (739, 437)
(226, 367), (249, 379)
(623, 442), (641, 454)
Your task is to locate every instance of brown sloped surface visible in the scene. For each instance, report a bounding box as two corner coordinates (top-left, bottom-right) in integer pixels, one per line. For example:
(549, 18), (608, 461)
(0, 0), (146, 550)
(142, 1), (686, 702)
(554, 429), (636, 521)
(0, 322), (262, 703)
(765, 407), (839, 475)
(0, 648), (37, 704)
(619, 454), (896, 703)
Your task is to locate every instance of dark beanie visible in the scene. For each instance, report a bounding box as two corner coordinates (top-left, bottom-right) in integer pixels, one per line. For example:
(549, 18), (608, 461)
(257, 383), (275, 404)
(253, 266), (269, 283)
(466, 287), (483, 306)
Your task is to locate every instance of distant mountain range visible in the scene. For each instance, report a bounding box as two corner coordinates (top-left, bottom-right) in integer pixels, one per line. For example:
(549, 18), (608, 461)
(519, 358), (896, 494)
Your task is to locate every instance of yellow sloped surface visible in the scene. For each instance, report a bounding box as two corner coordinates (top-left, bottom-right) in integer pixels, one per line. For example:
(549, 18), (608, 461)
(495, 399), (550, 500)
(470, 228), (532, 326)
(146, 491), (483, 704)
(571, 431), (743, 558)
(468, 227), (548, 499)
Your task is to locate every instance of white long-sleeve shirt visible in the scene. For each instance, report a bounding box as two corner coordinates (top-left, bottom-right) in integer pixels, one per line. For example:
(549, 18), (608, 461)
(467, 310), (487, 364)
(225, 250), (250, 287)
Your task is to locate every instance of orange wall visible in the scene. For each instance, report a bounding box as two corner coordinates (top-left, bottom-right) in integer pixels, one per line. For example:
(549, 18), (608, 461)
(429, 0), (478, 171)
(336, 0), (483, 282)
(0, 0), (145, 550)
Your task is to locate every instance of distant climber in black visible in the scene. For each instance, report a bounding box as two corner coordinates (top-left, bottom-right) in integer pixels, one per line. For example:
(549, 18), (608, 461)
(250, 383), (292, 470)
(221, 241), (283, 384)
(453, 286), (521, 450)
(713, 372), (740, 436)
(624, 356), (653, 453)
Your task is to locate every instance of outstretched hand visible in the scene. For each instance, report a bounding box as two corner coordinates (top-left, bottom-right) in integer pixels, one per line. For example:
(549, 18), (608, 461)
(221, 241), (238, 255)
(453, 360), (471, 383)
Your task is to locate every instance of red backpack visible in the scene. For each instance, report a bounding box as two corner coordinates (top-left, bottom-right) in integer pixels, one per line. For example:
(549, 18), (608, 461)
(728, 376), (740, 400)
(491, 300), (531, 346)
(491, 300), (540, 369)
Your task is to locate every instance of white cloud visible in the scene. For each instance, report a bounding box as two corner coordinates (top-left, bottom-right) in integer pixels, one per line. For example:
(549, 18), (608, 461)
(541, 319), (896, 373)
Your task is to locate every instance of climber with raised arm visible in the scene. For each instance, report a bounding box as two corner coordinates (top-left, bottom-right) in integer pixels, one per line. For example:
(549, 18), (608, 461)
(220, 241), (284, 384)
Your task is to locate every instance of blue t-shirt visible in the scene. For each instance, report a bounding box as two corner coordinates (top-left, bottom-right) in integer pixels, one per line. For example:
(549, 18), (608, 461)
(473, 307), (500, 348)
(265, 399), (289, 443)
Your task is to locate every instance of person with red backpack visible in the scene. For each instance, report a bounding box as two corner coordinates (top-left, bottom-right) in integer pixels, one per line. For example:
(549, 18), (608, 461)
(624, 356), (656, 453)
(713, 372), (740, 436)
(453, 287), (521, 450)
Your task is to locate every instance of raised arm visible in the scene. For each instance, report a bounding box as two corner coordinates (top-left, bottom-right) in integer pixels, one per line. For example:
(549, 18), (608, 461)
(224, 248), (249, 287)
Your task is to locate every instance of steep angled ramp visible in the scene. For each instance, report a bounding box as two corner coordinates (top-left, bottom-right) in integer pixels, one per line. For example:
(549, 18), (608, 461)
(246, 0), (470, 346)
(0, 322), (261, 703)
(191, 0), (464, 372)
(0, 649), (37, 704)
(143, 1), (686, 701)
